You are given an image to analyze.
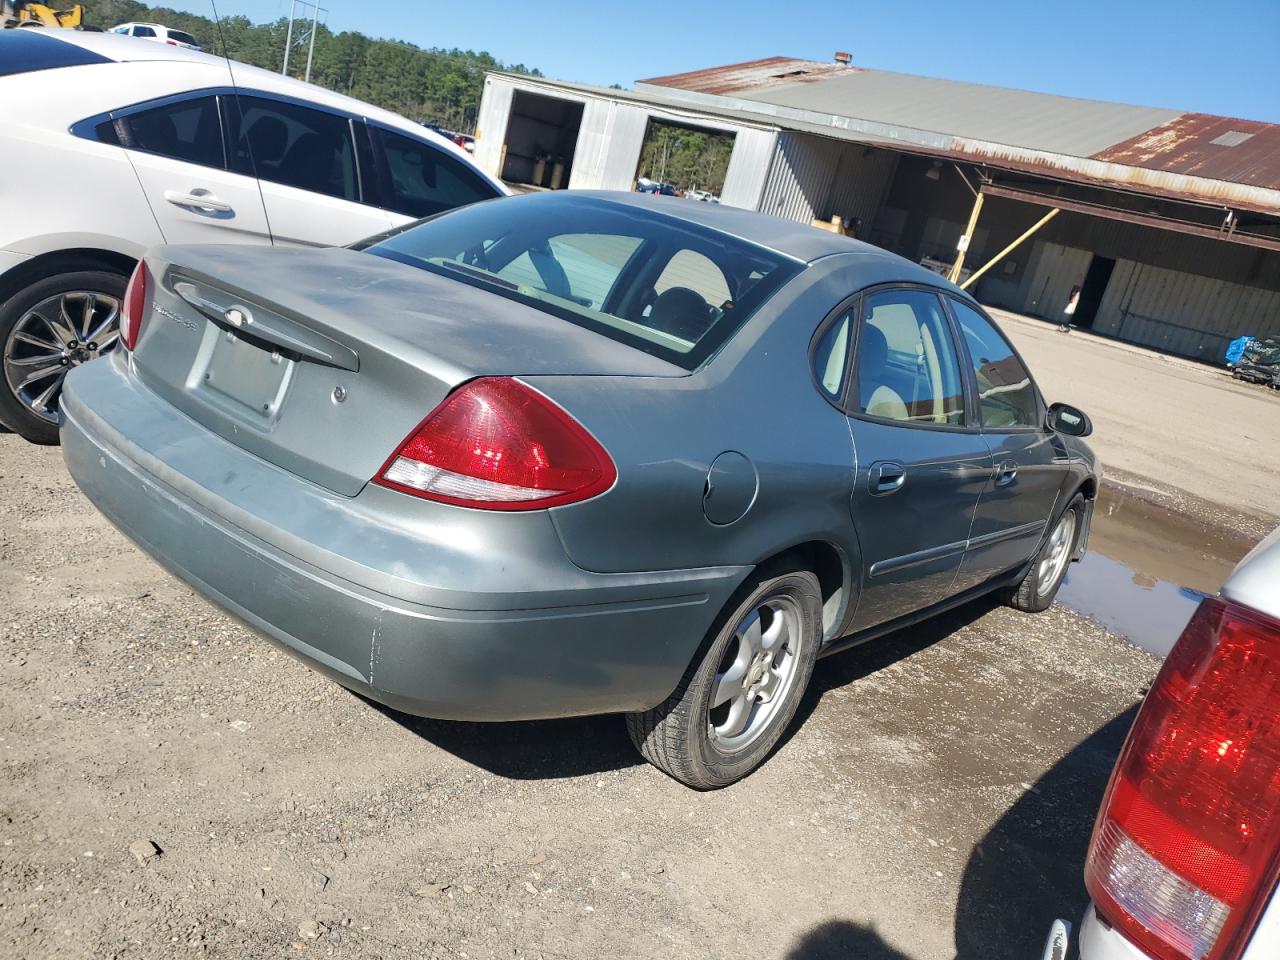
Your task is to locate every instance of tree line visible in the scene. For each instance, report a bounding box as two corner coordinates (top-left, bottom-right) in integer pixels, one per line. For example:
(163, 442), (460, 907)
(636, 121), (734, 196)
(82, 1), (542, 132)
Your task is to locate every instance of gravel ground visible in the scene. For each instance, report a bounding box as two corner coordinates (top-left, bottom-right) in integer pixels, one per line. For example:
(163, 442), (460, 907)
(997, 310), (1280, 528)
(0, 433), (1161, 960)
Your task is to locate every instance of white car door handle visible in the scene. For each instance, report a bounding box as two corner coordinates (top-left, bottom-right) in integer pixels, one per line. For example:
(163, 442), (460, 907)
(164, 189), (232, 214)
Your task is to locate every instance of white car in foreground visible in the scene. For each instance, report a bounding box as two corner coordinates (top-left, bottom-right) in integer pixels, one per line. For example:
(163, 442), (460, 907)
(0, 29), (507, 443)
(1059, 527), (1280, 960)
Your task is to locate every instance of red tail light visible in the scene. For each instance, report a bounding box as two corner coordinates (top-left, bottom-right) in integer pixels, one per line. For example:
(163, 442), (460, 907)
(1085, 597), (1280, 960)
(120, 261), (148, 351)
(374, 377), (616, 510)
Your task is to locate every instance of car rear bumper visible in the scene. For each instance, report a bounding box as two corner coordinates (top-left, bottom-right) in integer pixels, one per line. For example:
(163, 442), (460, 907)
(1078, 905), (1149, 960)
(61, 354), (749, 721)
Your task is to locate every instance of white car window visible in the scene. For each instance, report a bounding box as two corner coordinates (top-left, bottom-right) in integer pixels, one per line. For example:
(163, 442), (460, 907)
(230, 96), (358, 203)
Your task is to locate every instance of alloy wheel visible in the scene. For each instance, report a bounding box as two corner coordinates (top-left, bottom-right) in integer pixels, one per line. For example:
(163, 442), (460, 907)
(3, 291), (120, 424)
(1036, 510), (1077, 598)
(708, 595), (803, 753)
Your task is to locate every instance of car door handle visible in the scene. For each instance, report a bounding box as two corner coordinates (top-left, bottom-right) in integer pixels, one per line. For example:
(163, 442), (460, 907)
(870, 460), (906, 496)
(164, 189), (232, 213)
(994, 460), (1018, 487)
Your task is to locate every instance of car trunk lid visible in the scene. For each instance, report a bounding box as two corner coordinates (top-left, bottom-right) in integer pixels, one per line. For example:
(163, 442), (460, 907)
(131, 244), (685, 496)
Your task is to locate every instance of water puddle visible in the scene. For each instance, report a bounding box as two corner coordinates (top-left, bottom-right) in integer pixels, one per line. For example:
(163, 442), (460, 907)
(1057, 485), (1255, 657)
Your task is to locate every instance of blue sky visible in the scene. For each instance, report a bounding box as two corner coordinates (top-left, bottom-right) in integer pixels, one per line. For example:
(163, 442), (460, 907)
(185, 0), (1280, 122)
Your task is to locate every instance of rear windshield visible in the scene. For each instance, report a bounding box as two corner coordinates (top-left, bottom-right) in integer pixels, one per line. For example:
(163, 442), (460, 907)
(362, 193), (803, 370)
(0, 31), (112, 77)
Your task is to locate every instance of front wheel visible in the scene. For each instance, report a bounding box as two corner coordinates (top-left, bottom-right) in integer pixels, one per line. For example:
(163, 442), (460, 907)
(0, 270), (128, 445)
(626, 567), (822, 789)
(1006, 494), (1084, 613)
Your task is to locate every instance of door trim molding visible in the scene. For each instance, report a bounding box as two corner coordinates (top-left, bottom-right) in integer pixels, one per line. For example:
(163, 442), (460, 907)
(966, 519), (1045, 550)
(869, 538), (968, 578)
(870, 518), (1045, 579)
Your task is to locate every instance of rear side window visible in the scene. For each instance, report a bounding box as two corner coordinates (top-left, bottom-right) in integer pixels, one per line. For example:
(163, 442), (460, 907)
(132, 26), (156, 37)
(121, 96), (225, 169)
(0, 30), (112, 77)
(229, 95), (358, 202)
(168, 30), (198, 45)
(949, 298), (1040, 428)
(373, 127), (498, 217)
(367, 193), (801, 371)
(813, 311), (852, 400)
(856, 289), (966, 426)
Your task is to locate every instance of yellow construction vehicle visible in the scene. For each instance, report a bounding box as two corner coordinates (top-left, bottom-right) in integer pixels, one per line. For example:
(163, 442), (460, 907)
(1, 1), (89, 29)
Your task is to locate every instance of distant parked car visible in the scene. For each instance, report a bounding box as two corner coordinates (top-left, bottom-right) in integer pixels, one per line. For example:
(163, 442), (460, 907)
(0, 29), (506, 443)
(685, 189), (719, 204)
(636, 178), (677, 196)
(62, 190), (1099, 789)
(1067, 525), (1280, 960)
(109, 22), (202, 50)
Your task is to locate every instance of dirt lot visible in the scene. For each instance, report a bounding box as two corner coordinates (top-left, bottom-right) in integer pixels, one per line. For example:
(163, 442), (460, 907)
(0, 431), (1158, 960)
(4, 316), (1274, 960)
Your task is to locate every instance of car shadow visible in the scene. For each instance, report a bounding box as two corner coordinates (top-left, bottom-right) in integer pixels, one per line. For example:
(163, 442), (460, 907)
(952, 705), (1140, 959)
(361, 695), (644, 779)
(784, 920), (915, 959)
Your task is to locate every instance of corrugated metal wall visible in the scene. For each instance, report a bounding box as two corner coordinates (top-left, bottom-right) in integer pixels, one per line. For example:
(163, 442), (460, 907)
(826, 146), (900, 235)
(1023, 242), (1095, 319)
(1094, 261), (1280, 360)
(759, 133), (842, 223)
(757, 134), (899, 229)
(474, 76), (515, 178)
(569, 99), (651, 191)
(719, 128), (777, 210)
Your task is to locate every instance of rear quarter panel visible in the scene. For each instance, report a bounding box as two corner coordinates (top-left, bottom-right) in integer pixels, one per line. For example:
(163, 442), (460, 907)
(531, 253), (894, 585)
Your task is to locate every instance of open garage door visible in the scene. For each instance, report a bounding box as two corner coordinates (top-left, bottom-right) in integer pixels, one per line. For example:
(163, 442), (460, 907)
(501, 91), (584, 189)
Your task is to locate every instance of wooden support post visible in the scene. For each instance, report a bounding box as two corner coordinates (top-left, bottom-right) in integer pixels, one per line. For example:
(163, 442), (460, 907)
(960, 208), (1060, 291)
(947, 191), (985, 284)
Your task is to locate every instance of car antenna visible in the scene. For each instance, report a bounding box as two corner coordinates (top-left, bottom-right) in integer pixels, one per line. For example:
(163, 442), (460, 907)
(209, 0), (276, 246)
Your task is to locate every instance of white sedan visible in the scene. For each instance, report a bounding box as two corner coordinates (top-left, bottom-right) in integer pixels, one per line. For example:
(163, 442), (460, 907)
(0, 28), (507, 443)
(109, 22), (203, 50)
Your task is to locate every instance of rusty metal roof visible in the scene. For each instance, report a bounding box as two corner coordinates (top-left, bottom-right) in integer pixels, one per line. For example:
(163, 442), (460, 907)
(637, 59), (1280, 211)
(1093, 113), (1280, 191)
(637, 57), (853, 96)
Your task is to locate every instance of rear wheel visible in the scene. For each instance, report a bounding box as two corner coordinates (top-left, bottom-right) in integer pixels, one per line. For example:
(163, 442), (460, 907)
(1006, 494), (1084, 613)
(0, 270), (127, 444)
(626, 567), (821, 789)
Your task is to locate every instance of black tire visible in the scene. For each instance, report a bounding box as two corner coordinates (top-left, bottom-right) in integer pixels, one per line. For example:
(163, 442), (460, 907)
(0, 269), (128, 445)
(626, 566), (822, 789)
(1006, 494), (1085, 613)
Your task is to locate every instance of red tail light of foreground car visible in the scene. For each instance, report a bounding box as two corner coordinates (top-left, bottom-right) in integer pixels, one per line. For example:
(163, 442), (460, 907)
(120, 260), (148, 351)
(374, 376), (617, 510)
(1085, 597), (1280, 960)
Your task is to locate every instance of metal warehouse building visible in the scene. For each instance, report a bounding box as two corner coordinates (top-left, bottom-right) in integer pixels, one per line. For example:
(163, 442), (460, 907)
(473, 57), (1280, 362)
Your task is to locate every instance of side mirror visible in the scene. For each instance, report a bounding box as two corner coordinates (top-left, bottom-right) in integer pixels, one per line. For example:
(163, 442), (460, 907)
(1047, 402), (1092, 437)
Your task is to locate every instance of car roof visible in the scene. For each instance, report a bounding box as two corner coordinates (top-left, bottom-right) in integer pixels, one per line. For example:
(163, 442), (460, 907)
(571, 190), (964, 281)
(36, 30), (478, 163)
